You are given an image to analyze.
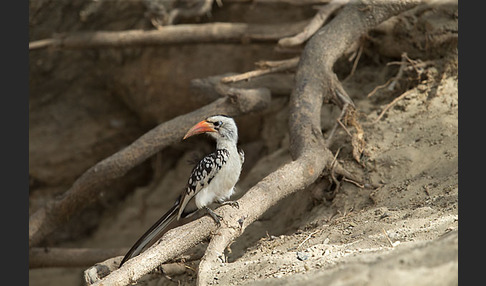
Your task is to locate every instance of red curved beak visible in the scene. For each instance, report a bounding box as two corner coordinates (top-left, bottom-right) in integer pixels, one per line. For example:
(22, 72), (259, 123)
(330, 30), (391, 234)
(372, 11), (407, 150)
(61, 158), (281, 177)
(183, 120), (216, 140)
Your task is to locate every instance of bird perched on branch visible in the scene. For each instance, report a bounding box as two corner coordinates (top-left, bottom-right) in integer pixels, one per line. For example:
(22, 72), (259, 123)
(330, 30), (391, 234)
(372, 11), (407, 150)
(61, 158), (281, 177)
(120, 115), (244, 267)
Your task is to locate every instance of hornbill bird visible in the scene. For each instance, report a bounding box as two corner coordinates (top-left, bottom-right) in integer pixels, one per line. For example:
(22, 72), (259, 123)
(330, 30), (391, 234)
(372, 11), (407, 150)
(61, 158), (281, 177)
(120, 115), (244, 267)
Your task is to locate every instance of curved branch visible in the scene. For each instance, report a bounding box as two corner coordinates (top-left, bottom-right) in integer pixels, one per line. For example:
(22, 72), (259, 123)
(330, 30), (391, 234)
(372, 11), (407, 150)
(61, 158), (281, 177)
(29, 21), (309, 50)
(278, 0), (349, 47)
(29, 89), (271, 248)
(289, 0), (420, 157)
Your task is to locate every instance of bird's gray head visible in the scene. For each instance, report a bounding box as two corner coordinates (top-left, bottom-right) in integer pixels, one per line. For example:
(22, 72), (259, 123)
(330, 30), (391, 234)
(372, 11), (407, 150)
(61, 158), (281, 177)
(183, 115), (238, 144)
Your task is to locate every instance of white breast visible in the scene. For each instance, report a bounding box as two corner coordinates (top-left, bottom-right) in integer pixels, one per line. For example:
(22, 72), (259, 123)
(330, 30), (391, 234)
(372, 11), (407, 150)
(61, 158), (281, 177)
(195, 146), (242, 209)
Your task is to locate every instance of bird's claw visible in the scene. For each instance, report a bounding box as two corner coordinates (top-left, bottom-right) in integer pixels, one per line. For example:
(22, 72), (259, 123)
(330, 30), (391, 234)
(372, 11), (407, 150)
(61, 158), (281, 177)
(205, 207), (223, 226)
(222, 200), (239, 209)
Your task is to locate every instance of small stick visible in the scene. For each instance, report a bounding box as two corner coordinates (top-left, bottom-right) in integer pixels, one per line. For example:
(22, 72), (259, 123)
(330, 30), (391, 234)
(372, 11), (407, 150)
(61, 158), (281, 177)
(220, 57), (299, 83)
(329, 148), (342, 188)
(367, 53), (407, 97)
(345, 43), (363, 80)
(342, 177), (364, 188)
(326, 103), (350, 148)
(337, 119), (353, 137)
(424, 185), (430, 196)
(372, 89), (413, 124)
(382, 228), (394, 248)
(296, 230), (320, 250)
(366, 77), (394, 98)
(388, 53), (408, 91)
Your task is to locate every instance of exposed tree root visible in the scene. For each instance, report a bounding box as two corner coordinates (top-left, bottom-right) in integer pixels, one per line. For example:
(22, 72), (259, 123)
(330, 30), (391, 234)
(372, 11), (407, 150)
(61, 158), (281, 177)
(278, 0), (349, 47)
(28, 20), (309, 50)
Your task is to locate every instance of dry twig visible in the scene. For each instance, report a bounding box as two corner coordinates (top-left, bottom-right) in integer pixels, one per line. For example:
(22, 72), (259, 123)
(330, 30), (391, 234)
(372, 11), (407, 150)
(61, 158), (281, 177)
(382, 228), (395, 248)
(342, 177), (365, 188)
(345, 41), (364, 80)
(366, 77), (395, 98)
(367, 53), (409, 97)
(220, 57), (299, 83)
(372, 89), (414, 124)
(367, 52), (432, 98)
(326, 103), (351, 148)
(296, 230), (321, 250)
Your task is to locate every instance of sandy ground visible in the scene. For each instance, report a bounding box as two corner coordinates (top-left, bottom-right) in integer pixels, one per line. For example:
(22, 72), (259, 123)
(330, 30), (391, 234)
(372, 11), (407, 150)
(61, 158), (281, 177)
(29, 48), (458, 285)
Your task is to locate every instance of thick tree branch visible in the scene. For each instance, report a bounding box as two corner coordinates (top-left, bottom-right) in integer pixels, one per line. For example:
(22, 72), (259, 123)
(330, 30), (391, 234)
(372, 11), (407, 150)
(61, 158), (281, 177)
(29, 21), (309, 50)
(29, 89), (271, 248)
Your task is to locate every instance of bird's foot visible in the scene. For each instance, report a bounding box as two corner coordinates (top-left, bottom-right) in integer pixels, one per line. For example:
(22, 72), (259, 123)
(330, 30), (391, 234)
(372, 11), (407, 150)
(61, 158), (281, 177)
(221, 200), (239, 209)
(205, 207), (223, 226)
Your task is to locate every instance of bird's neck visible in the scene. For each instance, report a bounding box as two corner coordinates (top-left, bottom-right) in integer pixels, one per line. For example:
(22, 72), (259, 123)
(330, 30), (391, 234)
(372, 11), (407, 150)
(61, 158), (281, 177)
(216, 138), (237, 151)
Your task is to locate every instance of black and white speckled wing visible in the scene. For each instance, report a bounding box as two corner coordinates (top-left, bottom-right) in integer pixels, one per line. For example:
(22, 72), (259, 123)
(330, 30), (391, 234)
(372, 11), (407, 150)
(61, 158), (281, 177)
(177, 149), (229, 219)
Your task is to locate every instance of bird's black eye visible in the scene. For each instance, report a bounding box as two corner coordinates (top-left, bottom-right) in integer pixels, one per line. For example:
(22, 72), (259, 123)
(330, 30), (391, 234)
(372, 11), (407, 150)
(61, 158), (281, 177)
(213, 121), (223, 127)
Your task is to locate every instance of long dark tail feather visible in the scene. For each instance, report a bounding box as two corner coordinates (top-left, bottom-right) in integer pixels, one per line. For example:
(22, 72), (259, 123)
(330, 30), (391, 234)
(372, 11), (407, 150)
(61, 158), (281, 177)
(119, 202), (180, 267)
